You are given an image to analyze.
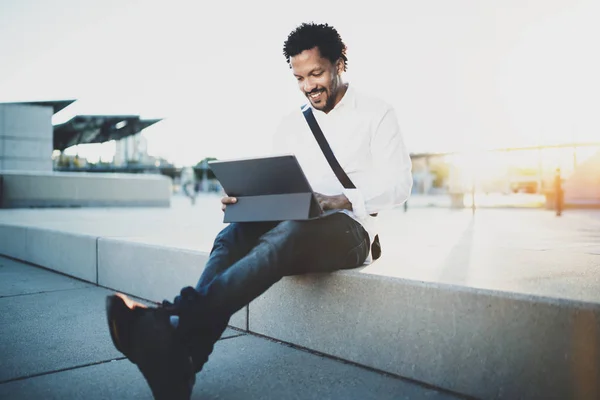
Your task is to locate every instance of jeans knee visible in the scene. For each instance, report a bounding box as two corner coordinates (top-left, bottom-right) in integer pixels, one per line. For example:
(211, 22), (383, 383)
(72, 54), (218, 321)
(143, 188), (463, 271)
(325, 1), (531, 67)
(211, 224), (238, 251)
(277, 220), (303, 232)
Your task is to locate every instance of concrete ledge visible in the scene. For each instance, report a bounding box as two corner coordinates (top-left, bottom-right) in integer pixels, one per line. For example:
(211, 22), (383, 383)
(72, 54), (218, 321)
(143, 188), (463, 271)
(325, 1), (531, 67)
(249, 272), (600, 399)
(1, 159), (53, 172)
(0, 224), (28, 260)
(97, 238), (246, 330)
(0, 225), (97, 282)
(0, 223), (247, 331)
(26, 228), (97, 283)
(0, 171), (172, 208)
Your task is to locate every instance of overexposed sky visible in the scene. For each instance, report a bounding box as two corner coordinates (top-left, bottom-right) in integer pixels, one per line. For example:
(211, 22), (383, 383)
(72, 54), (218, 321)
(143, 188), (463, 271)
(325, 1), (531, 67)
(1, 0), (599, 166)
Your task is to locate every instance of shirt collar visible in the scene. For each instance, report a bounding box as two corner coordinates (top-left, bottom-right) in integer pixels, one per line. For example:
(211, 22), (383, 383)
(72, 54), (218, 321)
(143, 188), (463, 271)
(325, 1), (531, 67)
(334, 83), (356, 110)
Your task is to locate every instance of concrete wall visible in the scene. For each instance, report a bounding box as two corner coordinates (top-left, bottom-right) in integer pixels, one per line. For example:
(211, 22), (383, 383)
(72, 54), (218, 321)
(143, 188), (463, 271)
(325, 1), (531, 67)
(0, 171), (172, 208)
(0, 104), (53, 171)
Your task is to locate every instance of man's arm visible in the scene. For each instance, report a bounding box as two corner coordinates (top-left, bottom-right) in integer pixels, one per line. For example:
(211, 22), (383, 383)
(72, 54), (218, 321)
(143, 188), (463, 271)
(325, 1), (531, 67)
(341, 107), (413, 217)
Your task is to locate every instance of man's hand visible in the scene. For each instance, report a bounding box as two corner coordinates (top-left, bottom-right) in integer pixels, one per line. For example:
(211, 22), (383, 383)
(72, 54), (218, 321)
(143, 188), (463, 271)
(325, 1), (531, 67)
(221, 196), (237, 212)
(314, 193), (352, 212)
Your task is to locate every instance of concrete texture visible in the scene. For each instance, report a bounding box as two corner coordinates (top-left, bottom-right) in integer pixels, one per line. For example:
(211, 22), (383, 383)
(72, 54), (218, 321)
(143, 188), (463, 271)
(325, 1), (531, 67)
(221, 328), (244, 339)
(195, 335), (457, 400)
(0, 196), (248, 329)
(1, 198), (600, 398)
(0, 224), (28, 260)
(249, 272), (600, 399)
(0, 171), (172, 208)
(25, 228), (97, 283)
(0, 104), (53, 172)
(1, 104), (53, 139)
(3, 138), (52, 159)
(0, 286), (122, 382)
(97, 238), (248, 330)
(0, 195), (225, 245)
(0, 259), (242, 384)
(0, 225), (97, 283)
(3, 196), (600, 302)
(97, 238), (209, 301)
(2, 200), (599, 302)
(0, 334), (456, 400)
(0, 256), (90, 297)
(364, 208), (600, 303)
(1, 158), (52, 171)
(0, 259), (453, 400)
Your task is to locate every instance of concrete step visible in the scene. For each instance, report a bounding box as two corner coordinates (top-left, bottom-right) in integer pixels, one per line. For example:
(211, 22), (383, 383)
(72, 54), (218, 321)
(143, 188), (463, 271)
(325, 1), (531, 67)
(1, 206), (600, 399)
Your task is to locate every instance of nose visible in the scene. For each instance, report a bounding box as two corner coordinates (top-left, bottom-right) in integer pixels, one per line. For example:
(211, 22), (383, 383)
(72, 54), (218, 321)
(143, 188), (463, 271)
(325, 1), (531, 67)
(302, 77), (317, 93)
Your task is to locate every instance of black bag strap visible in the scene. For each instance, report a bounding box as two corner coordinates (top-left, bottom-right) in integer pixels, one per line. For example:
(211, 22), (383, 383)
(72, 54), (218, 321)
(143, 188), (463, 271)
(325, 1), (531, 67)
(301, 106), (355, 189)
(301, 105), (382, 260)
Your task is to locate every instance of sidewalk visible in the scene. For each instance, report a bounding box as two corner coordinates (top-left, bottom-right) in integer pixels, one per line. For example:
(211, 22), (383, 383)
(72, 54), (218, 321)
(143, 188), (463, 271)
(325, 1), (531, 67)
(0, 256), (461, 400)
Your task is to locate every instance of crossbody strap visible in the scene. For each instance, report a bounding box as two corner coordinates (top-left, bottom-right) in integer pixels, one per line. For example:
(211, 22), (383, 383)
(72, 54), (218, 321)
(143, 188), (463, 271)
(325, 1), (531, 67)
(301, 105), (355, 190)
(301, 105), (381, 260)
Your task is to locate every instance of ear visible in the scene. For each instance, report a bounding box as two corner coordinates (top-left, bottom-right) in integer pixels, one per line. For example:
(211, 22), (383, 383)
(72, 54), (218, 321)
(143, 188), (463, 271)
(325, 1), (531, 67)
(335, 58), (344, 75)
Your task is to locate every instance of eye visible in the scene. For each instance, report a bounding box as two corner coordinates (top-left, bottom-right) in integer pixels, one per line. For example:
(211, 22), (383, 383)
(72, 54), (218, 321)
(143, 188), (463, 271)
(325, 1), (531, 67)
(313, 71), (323, 77)
(296, 76), (303, 82)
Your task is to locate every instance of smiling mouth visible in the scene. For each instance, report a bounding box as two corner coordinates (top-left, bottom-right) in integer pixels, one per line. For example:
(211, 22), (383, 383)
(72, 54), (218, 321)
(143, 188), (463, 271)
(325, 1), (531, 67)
(308, 90), (324, 101)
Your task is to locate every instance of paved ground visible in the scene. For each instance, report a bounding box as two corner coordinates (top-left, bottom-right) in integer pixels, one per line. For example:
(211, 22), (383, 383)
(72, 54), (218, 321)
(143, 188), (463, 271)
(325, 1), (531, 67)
(0, 256), (461, 399)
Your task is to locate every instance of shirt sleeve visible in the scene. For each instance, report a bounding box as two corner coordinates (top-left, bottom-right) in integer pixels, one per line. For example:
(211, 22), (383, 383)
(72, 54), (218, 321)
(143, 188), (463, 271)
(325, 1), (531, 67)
(344, 107), (413, 216)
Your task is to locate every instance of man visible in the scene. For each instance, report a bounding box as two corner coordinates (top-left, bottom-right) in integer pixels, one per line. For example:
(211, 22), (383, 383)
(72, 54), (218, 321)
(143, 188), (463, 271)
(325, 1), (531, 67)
(106, 22), (412, 399)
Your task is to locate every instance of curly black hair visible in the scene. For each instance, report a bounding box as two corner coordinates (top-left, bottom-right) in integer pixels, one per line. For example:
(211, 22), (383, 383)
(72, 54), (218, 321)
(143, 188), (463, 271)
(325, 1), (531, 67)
(283, 23), (348, 71)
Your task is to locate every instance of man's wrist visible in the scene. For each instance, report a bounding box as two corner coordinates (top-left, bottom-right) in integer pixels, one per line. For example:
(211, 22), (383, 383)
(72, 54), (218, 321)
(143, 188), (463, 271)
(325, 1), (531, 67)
(314, 193), (353, 211)
(341, 188), (368, 217)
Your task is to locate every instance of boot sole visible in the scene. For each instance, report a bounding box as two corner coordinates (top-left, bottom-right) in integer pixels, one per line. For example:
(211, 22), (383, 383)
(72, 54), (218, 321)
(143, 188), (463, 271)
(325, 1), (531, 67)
(106, 295), (126, 357)
(106, 294), (144, 361)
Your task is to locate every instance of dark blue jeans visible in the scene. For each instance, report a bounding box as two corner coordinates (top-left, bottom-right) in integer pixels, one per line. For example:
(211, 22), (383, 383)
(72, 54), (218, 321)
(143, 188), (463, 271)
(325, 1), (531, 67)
(172, 211), (370, 371)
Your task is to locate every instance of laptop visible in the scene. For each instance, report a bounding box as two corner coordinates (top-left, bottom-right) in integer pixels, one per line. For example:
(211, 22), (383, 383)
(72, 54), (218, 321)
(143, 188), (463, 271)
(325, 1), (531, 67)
(209, 155), (323, 222)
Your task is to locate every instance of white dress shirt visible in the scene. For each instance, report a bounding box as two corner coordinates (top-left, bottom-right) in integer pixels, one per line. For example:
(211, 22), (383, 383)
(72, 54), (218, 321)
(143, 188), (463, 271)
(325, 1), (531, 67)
(272, 84), (413, 263)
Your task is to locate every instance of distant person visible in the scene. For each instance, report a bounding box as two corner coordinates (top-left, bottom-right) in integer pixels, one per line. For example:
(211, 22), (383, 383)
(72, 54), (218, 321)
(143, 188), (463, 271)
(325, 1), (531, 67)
(180, 166), (197, 205)
(554, 167), (563, 216)
(105, 22), (412, 399)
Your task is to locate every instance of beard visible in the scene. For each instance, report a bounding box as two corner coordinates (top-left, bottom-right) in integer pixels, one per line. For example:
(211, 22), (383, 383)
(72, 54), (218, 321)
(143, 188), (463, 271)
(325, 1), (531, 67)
(306, 79), (339, 112)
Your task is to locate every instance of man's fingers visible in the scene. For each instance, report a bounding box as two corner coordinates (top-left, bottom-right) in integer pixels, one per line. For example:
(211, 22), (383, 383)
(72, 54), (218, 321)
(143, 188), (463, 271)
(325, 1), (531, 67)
(221, 196), (236, 212)
(314, 193), (326, 208)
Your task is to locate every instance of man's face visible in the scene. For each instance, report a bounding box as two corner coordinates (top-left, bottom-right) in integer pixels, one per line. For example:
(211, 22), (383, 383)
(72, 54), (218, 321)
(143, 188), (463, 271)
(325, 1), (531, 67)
(290, 47), (343, 113)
